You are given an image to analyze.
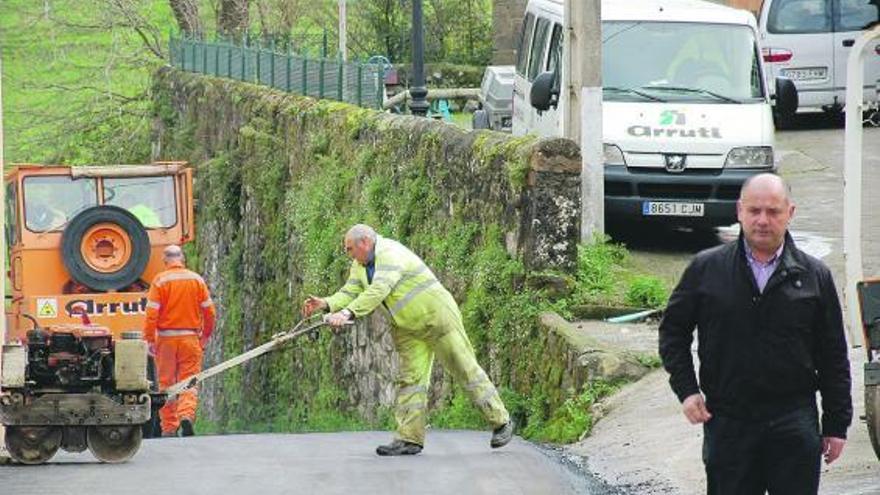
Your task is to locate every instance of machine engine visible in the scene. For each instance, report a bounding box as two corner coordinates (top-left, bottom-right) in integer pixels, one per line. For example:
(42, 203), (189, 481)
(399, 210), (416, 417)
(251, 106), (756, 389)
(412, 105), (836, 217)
(23, 326), (114, 391)
(1, 324), (153, 464)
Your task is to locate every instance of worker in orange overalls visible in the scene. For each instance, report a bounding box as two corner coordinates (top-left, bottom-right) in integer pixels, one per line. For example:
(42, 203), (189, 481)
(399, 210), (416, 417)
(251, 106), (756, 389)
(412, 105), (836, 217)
(144, 245), (216, 437)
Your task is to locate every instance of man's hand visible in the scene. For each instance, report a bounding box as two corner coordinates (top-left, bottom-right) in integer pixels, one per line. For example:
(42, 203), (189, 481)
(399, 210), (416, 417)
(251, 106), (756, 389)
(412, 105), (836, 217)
(821, 436), (845, 464)
(324, 310), (353, 328)
(681, 393), (712, 424)
(302, 296), (328, 317)
(199, 334), (210, 349)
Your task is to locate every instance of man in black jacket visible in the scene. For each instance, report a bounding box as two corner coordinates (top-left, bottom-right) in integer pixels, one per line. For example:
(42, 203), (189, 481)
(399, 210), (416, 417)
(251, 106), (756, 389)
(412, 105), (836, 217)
(659, 173), (852, 494)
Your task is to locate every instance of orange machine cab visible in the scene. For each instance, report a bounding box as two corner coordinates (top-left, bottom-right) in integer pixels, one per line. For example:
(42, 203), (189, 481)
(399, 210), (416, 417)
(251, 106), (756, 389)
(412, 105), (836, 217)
(4, 163), (195, 343)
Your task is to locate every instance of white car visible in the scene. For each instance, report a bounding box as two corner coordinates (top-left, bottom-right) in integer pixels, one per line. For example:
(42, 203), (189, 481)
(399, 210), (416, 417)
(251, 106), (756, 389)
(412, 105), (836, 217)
(759, 0), (880, 117)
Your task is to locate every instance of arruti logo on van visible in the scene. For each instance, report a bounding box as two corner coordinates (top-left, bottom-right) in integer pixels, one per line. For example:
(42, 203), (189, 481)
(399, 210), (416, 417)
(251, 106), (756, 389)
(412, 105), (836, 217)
(660, 110), (686, 126)
(64, 298), (148, 317)
(627, 109), (722, 139)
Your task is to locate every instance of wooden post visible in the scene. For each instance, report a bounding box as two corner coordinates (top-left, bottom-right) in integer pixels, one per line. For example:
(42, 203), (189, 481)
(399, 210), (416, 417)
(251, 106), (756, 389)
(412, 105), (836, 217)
(565, 0), (604, 240)
(0, 52), (8, 462)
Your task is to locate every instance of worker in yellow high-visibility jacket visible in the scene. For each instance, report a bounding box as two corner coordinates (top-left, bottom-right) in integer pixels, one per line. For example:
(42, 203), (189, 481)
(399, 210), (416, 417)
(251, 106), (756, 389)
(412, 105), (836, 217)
(303, 224), (513, 456)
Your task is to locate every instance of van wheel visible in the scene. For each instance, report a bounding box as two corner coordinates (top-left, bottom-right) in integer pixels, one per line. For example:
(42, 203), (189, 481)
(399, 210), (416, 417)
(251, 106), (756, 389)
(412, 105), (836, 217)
(773, 110), (795, 130)
(61, 205), (151, 292)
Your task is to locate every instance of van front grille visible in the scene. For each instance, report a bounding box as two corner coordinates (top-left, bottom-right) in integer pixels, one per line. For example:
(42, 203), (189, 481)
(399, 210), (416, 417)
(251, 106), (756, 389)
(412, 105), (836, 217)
(605, 181), (633, 197)
(637, 184), (712, 199)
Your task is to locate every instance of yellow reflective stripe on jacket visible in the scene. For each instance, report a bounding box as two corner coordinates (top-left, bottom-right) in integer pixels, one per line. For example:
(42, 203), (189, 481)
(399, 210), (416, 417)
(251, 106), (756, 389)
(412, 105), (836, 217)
(388, 278), (439, 317)
(154, 271), (206, 287)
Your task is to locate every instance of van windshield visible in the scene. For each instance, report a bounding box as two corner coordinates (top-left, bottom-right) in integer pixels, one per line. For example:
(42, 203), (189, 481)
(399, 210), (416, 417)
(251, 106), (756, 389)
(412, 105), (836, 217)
(603, 21), (764, 103)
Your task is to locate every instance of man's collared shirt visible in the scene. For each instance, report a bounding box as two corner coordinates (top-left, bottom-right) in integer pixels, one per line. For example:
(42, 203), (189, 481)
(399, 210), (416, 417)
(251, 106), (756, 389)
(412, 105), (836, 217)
(743, 238), (784, 293)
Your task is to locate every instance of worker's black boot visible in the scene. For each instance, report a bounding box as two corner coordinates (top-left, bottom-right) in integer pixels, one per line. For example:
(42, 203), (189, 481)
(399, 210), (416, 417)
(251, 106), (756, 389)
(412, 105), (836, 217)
(375, 439), (422, 456)
(179, 418), (195, 437)
(490, 420), (514, 449)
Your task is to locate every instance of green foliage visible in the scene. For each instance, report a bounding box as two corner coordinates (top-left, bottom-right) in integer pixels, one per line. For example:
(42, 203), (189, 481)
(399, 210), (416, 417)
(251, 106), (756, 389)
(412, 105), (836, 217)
(1, 0), (173, 164)
(348, 0), (493, 64)
(574, 237), (629, 297)
(152, 70), (657, 444)
(522, 381), (620, 443)
(635, 353), (663, 369)
(625, 276), (670, 309)
(430, 389), (487, 429)
(567, 237), (671, 311)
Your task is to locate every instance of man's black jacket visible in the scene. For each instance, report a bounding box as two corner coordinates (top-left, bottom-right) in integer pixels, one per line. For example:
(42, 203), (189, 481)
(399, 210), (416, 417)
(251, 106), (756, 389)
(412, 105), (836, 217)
(659, 232), (852, 438)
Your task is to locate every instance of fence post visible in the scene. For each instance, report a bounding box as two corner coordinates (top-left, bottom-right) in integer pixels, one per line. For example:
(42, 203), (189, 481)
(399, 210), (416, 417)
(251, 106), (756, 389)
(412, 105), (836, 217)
(242, 37), (247, 81)
(270, 39), (276, 88)
(228, 39), (232, 78)
(286, 46), (292, 92)
(357, 64), (363, 107)
(191, 38), (197, 72)
(202, 39), (208, 74)
(214, 38), (220, 76)
(169, 31), (174, 67)
(376, 67), (382, 109)
(319, 58), (325, 98)
(256, 40), (262, 84)
(337, 60), (344, 102)
(302, 57), (308, 94)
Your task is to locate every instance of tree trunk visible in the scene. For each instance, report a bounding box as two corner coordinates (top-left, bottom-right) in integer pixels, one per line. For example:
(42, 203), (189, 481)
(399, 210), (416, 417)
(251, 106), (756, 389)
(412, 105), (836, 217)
(169, 0), (202, 37)
(219, 0), (250, 40)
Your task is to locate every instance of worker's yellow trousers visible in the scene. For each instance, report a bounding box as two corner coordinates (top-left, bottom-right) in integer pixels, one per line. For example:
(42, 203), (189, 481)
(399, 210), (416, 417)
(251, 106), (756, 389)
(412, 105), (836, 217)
(391, 306), (509, 446)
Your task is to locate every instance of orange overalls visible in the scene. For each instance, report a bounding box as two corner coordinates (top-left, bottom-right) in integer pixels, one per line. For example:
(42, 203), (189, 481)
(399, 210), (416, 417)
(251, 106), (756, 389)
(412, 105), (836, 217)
(144, 261), (216, 435)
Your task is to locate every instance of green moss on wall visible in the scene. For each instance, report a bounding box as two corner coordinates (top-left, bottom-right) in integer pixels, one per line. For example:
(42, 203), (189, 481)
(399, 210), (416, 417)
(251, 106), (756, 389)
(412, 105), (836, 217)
(154, 68), (625, 443)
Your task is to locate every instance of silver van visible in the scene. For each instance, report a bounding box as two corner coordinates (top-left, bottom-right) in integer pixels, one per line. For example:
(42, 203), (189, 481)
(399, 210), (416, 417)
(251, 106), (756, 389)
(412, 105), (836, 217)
(759, 0), (880, 117)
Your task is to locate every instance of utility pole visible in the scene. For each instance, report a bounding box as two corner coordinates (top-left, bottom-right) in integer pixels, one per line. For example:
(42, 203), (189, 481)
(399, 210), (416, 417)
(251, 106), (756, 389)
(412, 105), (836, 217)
(338, 0), (348, 102)
(409, 0), (429, 117)
(565, 0), (603, 240)
(0, 53), (8, 462)
(338, 0), (347, 61)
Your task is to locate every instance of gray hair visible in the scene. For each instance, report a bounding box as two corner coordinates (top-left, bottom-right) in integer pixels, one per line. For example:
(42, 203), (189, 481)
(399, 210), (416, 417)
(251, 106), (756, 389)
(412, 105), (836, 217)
(345, 224), (377, 244)
(163, 244), (184, 262)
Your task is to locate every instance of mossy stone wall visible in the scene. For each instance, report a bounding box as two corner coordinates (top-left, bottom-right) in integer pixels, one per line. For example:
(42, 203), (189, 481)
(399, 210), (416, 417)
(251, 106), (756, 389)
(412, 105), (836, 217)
(151, 67), (587, 435)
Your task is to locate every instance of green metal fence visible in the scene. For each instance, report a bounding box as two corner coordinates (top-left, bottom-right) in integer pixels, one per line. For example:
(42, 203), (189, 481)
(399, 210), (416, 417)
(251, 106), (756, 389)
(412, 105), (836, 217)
(169, 35), (385, 109)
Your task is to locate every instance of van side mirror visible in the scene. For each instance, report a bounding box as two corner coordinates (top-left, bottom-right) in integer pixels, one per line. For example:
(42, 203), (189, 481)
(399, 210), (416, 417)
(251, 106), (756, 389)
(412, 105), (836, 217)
(530, 71), (559, 112)
(774, 77), (798, 116)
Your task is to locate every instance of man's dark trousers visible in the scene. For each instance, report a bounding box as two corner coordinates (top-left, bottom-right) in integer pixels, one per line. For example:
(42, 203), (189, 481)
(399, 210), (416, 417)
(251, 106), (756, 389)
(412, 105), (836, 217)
(703, 404), (822, 495)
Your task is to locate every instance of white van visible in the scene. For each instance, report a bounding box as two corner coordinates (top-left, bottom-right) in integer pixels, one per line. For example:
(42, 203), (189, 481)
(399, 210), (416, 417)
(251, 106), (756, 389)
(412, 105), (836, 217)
(758, 0), (880, 116)
(513, 0), (797, 228)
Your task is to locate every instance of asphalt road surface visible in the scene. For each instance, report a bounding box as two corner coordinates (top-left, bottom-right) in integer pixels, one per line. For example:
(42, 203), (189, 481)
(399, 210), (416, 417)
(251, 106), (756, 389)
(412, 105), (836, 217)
(0, 431), (625, 495)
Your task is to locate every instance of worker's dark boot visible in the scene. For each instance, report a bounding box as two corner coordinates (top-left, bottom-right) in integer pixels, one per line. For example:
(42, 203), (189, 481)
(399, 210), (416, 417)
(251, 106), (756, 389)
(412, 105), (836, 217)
(179, 418), (195, 437)
(375, 439), (422, 456)
(490, 420), (514, 449)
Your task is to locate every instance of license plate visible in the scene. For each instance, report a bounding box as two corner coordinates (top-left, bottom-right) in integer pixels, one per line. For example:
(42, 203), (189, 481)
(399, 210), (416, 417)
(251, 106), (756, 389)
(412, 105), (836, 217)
(781, 67), (828, 81)
(642, 201), (705, 217)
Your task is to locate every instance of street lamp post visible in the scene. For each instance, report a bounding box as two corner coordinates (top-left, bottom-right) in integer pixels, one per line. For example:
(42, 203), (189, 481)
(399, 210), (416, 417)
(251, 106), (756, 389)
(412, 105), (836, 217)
(409, 0), (429, 116)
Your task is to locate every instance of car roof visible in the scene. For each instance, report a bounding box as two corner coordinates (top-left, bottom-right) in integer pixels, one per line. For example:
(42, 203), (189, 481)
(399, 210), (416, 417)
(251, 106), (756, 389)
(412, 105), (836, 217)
(534, 0), (756, 27)
(5, 162), (188, 181)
